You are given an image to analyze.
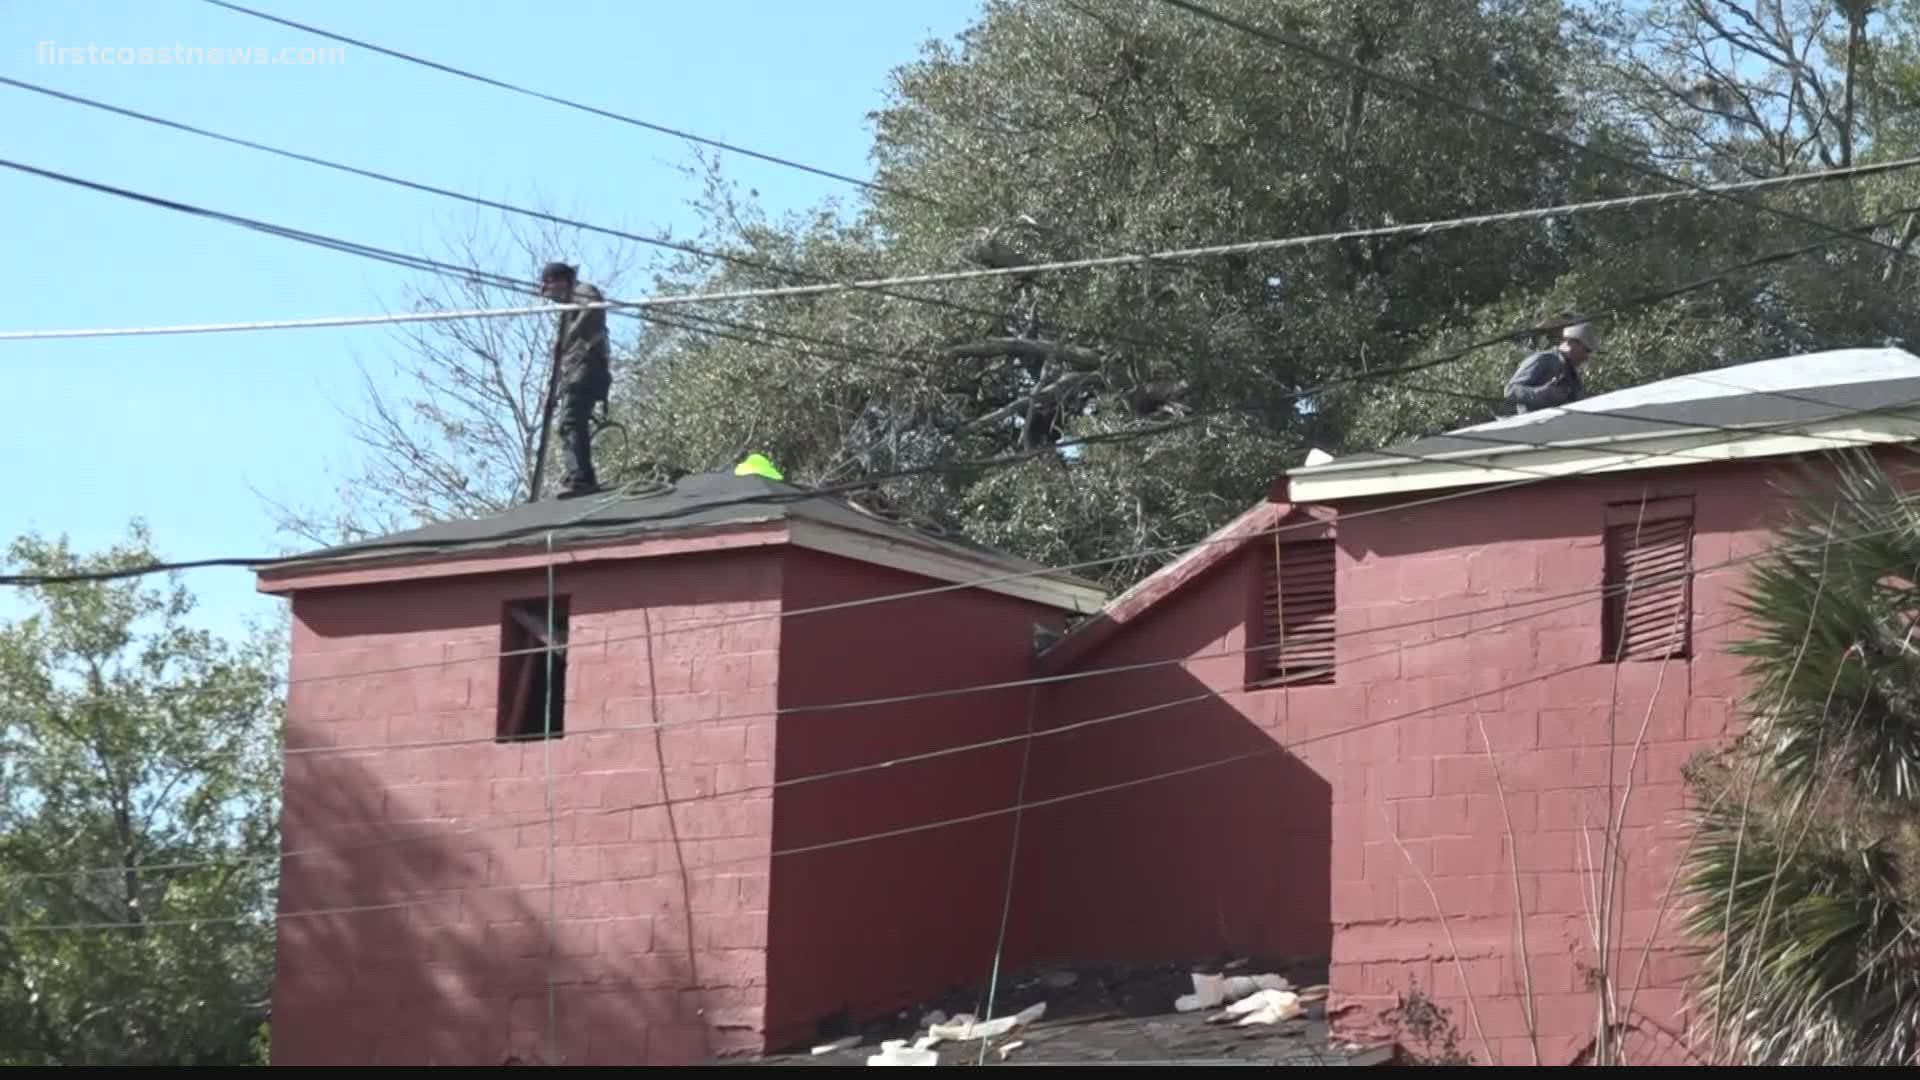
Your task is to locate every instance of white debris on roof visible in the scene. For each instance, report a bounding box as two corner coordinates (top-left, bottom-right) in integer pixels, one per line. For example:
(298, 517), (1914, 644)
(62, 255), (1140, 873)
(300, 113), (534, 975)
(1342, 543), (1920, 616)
(1460, 345), (1920, 434)
(865, 1040), (938, 1066)
(1174, 971), (1293, 1012)
(925, 1001), (1046, 1043)
(1215, 988), (1305, 1026)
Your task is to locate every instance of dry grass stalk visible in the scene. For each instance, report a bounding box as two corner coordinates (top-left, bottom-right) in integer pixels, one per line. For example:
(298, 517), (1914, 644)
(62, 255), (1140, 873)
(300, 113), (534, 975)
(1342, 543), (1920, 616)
(1383, 806), (1498, 1066)
(1473, 704), (1541, 1067)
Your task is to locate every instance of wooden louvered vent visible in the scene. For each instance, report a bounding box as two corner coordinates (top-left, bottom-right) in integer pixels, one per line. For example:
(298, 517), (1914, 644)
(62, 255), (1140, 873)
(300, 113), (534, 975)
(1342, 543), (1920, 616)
(1602, 513), (1693, 661)
(1256, 539), (1337, 686)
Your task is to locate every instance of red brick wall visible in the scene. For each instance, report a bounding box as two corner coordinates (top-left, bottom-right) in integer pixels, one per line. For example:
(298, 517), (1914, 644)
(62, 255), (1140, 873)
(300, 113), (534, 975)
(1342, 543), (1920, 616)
(1038, 458), (1820, 1066)
(270, 548), (781, 1066)
(1014, 550), (1337, 969)
(762, 548), (1067, 1049)
(1317, 465), (1788, 1068)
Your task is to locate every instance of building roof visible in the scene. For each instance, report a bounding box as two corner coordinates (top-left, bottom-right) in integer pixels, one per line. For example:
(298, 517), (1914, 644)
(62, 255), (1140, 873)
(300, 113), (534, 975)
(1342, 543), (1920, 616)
(1285, 346), (1920, 502)
(733, 958), (1394, 1067)
(253, 470), (1108, 613)
(1034, 346), (1920, 658)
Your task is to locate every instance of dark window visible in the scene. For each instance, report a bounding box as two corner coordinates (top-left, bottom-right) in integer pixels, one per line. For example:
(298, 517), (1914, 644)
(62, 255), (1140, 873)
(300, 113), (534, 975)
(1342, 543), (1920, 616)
(1602, 507), (1692, 662)
(498, 596), (569, 741)
(1251, 539), (1337, 687)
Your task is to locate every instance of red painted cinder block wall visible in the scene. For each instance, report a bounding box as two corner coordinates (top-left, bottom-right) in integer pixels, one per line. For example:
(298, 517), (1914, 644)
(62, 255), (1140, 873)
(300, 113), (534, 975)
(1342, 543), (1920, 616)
(269, 547), (781, 1066)
(762, 548), (1069, 1049)
(1032, 456), (1840, 1066)
(1013, 550), (1337, 969)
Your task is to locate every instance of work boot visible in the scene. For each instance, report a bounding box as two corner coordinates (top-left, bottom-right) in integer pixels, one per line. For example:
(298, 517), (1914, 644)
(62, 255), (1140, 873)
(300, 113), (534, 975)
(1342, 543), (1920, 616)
(556, 482), (601, 500)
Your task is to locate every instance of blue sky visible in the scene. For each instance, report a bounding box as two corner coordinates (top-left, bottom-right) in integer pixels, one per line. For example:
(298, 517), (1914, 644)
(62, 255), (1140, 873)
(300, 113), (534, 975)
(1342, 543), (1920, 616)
(1, 0), (980, 640)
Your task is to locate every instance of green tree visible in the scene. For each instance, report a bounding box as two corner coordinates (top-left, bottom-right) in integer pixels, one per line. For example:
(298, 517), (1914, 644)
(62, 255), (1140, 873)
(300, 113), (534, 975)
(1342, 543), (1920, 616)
(611, 0), (1920, 588)
(0, 523), (284, 1065)
(1678, 448), (1920, 1065)
(618, 0), (1608, 586)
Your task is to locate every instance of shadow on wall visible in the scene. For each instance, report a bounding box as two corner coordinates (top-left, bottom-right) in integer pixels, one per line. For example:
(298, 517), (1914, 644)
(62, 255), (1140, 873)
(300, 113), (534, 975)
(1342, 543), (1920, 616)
(270, 715), (707, 1065)
(1013, 570), (1334, 975)
(280, 555), (788, 1065)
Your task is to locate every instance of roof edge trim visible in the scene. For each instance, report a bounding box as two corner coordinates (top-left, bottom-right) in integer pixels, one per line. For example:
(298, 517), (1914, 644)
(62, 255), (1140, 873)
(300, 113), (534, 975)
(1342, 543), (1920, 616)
(785, 518), (1108, 614)
(1285, 413), (1920, 503)
(254, 520), (789, 594)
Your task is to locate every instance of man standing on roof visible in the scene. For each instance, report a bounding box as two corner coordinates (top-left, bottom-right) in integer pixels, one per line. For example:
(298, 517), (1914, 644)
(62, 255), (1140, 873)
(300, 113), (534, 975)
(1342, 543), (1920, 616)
(1504, 321), (1599, 413)
(539, 261), (611, 497)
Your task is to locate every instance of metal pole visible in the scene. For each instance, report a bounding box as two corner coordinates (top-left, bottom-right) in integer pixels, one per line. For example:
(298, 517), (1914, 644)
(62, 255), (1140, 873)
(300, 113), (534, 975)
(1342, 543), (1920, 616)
(526, 336), (563, 502)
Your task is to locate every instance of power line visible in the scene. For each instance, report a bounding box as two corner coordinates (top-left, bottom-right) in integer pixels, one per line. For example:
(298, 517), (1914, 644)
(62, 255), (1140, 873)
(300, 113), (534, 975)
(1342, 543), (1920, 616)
(1, 154), (1912, 586)
(204, 408), (1920, 763)
(8, 321), (1918, 591)
(9, 153), (1919, 343)
(1, 607), (1748, 933)
(0, 75), (1132, 358)
(11, 350), (1899, 764)
(12, 409), (1917, 881)
(199, 0), (938, 207)
(0, 155), (924, 386)
(282, 571), (1606, 763)
(17, 443), (1897, 791)
(1154, 0), (1920, 266)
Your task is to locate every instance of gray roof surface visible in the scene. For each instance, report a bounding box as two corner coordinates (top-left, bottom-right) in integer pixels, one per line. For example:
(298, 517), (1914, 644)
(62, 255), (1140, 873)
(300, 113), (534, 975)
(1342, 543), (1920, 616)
(731, 959), (1393, 1067)
(265, 470), (1096, 590)
(1339, 373), (1920, 467)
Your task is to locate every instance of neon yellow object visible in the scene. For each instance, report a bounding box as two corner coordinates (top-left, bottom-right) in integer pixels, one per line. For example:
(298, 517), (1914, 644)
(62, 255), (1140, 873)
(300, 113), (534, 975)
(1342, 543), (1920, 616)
(734, 453), (784, 480)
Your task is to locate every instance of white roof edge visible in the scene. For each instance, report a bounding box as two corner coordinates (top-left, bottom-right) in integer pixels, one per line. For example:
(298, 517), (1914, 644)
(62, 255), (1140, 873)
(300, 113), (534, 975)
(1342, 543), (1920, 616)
(1455, 345), (1920, 435)
(786, 517), (1109, 615)
(1286, 414), (1920, 504)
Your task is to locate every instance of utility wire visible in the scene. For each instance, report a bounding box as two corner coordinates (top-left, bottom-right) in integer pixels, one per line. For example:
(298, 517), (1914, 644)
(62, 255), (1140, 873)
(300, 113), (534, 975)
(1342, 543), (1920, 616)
(0, 156), (1906, 552)
(219, 403), (1920, 763)
(9, 234), (1915, 592)
(0, 75), (1144, 360)
(15, 379), (1901, 796)
(199, 0), (937, 207)
(0, 155), (922, 387)
(1155, 0), (1920, 266)
(17, 458), (1886, 789)
(15, 434), (1920, 890)
(8, 154), (1920, 343)
(0, 607), (1753, 935)
(1, 155), (1912, 587)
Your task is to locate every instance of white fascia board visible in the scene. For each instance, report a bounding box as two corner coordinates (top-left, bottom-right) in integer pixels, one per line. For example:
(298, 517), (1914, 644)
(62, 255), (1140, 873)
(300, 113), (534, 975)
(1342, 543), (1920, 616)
(1285, 414), (1920, 503)
(786, 518), (1109, 614)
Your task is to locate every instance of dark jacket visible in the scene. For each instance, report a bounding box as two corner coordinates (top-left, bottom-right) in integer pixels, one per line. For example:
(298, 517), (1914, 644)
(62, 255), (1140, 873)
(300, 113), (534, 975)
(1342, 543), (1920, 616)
(1504, 348), (1581, 412)
(554, 282), (610, 388)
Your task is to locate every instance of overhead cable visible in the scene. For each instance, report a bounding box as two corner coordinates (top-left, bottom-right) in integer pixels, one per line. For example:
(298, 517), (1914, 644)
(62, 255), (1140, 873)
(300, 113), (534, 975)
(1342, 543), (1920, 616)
(1155, 0), (1920, 265)
(0, 607), (1743, 933)
(13, 403), (1917, 785)
(199, 0), (937, 206)
(7, 153), (1920, 342)
(0, 75), (1121, 352)
(9, 312), (1920, 590)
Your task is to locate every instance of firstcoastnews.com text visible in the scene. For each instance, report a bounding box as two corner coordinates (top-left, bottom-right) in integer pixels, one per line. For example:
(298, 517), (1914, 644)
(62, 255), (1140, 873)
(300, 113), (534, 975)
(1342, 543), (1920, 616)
(35, 42), (347, 66)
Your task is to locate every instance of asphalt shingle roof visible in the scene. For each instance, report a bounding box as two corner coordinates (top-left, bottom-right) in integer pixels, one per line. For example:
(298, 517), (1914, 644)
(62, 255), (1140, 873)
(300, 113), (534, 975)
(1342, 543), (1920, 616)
(264, 470), (1099, 593)
(1339, 373), (1920, 467)
(1309, 346), (1920, 473)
